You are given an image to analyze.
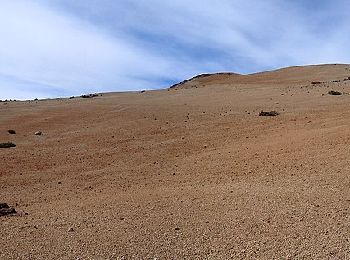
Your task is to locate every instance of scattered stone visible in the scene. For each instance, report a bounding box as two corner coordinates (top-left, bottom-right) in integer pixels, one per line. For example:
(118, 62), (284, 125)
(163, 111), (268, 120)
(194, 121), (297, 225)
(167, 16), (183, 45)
(174, 227), (180, 231)
(35, 131), (42, 136)
(69, 96), (75, 99)
(311, 81), (322, 85)
(259, 111), (279, 117)
(8, 129), (16, 134)
(0, 142), (16, 148)
(68, 227), (74, 232)
(34, 98), (38, 101)
(328, 90), (342, 95)
(81, 93), (98, 99)
(140, 90), (146, 93)
(0, 203), (16, 216)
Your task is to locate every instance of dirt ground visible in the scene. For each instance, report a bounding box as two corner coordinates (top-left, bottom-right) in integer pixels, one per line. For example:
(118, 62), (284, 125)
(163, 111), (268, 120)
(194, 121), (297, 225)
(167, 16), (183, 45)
(1, 64), (350, 259)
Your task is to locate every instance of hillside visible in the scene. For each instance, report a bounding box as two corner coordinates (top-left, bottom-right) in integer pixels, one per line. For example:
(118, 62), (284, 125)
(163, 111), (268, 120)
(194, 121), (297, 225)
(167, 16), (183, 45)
(1, 64), (350, 259)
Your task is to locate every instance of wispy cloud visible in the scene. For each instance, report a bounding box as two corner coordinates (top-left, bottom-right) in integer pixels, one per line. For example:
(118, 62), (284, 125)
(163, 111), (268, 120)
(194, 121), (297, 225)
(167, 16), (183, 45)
(1, 0), (350, 99)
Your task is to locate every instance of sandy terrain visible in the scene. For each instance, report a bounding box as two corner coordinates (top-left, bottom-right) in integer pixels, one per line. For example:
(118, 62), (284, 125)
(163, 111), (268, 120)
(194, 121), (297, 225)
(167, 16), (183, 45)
(1, 64), (350, 259)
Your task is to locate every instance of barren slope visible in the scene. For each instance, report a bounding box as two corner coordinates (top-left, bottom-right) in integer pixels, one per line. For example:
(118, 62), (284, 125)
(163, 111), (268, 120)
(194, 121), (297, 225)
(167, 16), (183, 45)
(1, 64), (350, 259)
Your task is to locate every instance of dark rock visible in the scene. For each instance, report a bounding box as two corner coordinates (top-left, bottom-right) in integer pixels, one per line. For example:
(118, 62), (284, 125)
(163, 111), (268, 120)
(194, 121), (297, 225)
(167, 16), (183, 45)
(0, 142), (16, 148)
(328, 90), (342, 95)
(8, 130), (16, 134)
(0, 203), (16, 216)
(259, 111), (279, 117)
(311, 81), (322, 85)
(35, 131), (42, 136)
(0, 203), (9, 209)
(81, 94), (98, 99)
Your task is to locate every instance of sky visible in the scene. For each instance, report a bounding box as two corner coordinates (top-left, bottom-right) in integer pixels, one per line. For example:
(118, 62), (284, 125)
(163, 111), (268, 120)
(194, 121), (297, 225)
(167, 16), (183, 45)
(1, 0), (350, 100)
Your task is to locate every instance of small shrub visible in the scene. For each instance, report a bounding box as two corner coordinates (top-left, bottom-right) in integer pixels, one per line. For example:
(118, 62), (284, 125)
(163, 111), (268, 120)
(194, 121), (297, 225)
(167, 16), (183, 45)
(0, 142), (16, 148)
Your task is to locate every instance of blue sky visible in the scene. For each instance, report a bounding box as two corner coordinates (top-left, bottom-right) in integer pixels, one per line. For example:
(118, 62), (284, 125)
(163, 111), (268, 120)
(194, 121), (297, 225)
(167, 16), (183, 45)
(1, 0), (350, 99)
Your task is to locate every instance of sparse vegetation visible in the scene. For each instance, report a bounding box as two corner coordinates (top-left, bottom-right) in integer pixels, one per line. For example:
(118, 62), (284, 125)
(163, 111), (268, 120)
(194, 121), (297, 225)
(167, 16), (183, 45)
(0, 142), (16, 148)
(328, 90), (342, 95)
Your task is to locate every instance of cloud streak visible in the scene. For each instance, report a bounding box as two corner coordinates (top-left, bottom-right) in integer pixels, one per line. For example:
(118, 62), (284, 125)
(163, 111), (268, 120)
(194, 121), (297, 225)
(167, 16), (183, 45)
(1, 0), (350, 99)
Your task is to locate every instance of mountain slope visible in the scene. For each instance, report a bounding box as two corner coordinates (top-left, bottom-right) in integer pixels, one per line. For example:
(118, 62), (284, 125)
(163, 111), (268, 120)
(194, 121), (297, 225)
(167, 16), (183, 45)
(1, 64), (350, 259)
(170, 63), (350, 89)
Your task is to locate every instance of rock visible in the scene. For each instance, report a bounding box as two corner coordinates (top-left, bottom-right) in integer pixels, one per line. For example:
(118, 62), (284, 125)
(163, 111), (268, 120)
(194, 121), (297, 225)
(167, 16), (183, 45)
(81, 94), (98, 99)
(68, 227), (74, 232)
(328, 90), (342, 95)
(259, 111), (279, 116)
(0, 203), (16, 216)
(8, 130), (16, 134)
(0, 142), (16, 148)
(35, 131), (42, 136)
(0, 203), (9, 209)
